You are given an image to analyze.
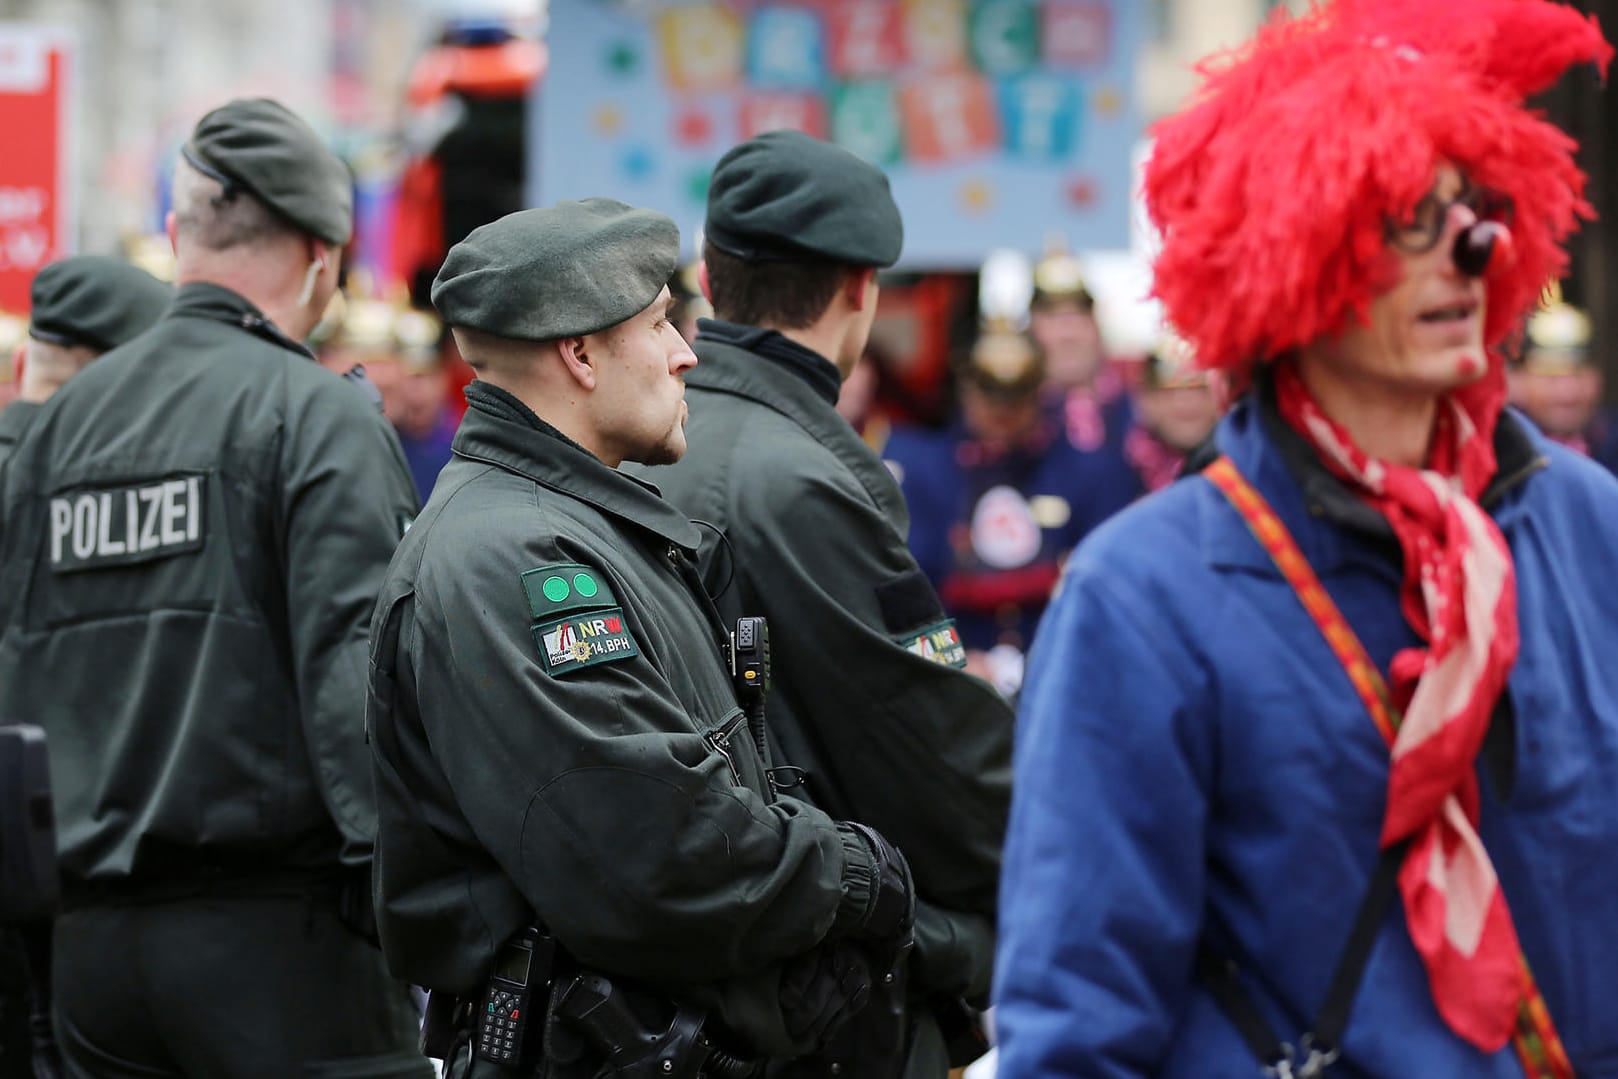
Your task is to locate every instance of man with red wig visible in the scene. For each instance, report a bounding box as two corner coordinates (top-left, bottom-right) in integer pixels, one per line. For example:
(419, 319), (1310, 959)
(994, 1), (1616, 1076)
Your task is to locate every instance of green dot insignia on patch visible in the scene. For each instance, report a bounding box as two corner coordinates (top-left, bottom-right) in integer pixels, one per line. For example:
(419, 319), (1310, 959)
(521, 563), (620, 620)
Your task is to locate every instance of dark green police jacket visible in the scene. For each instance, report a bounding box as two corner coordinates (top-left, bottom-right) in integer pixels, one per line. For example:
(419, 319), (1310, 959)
(0, 400), (39, 476)
(0, 282), (418, 885)
(642, 333), (1013, 1040)
(366, 385), (875, 1058)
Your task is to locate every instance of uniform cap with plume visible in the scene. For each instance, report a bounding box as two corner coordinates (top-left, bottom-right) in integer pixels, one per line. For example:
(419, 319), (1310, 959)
(1145, 0), (1611, 374)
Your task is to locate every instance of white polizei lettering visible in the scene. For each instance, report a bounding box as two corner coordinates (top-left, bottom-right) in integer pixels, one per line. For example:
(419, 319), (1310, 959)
(160, 479), (187, 546)
(126, 489), (138, 553)
(71, 495), (96, 560)
(49, 499), (71, 563)
(96, 493), (126, 556)
(137, 486), (163, 552)
(186, 476), (200, 541)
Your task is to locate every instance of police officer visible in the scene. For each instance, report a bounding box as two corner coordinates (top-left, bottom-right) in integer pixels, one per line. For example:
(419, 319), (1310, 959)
(368, 198), (916, 1079)
(884, 325), (1137, 696)
(0, 256), (170, 472)
(640, 131), (1011, 1079)
(0, 99), (426, 1077)
(0, 254), (168, 1079)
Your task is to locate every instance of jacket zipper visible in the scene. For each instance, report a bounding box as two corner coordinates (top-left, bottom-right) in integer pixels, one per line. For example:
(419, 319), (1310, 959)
(705, 709), (748, 786)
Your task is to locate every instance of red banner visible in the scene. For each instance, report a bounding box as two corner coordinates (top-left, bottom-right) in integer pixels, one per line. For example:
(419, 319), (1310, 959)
(0, 28), (74, 313)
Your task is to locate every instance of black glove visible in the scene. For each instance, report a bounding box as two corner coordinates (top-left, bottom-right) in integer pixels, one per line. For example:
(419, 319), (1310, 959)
(835, 822), (916, 944)
(777, 941), (874, 1050)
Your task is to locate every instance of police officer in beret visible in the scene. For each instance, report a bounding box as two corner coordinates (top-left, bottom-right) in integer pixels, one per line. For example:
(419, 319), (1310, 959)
(0, 98), (426, 1077)
(368, 197), (916, 1078)
(0, 255), (170, 473)
(0, 254), (168, 1079)
(637, 131), (1011, 1079)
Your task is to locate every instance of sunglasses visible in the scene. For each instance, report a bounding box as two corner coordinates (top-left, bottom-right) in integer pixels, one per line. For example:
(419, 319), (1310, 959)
(1386, 183), (1515, 254)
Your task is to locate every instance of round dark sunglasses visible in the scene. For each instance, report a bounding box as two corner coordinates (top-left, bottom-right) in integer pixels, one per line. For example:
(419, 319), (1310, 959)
(1386, 185), (1515, 254)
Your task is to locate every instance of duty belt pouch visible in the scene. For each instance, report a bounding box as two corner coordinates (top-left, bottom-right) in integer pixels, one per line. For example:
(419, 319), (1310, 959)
(771, 949), (911, 1079)
(0, 725), (59, 922)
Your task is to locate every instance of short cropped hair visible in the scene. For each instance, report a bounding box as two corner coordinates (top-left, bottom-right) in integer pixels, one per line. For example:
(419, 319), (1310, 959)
(171, 157), (300, 253)
(702, 242), (849, 330)
(450, 326), (540, 376)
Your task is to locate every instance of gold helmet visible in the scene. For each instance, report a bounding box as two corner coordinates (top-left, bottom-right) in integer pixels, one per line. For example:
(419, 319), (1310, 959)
(963, 318), (1044, 398)
(122, 234), (177, 283)
(394, 306), (444, 372)
(1144, 329), (1209, 389)
(1031, 235), (1093, 310)
(1521, 286), (1592, 376)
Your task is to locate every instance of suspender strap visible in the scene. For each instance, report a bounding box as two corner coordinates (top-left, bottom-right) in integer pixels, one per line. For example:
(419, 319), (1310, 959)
(1201, 455), (1574, 1079)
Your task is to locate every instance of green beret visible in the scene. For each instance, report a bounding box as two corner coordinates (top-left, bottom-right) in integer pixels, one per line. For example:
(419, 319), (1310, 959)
(432, 199), (680, 340)
(29, 256), (171, 352)
(705, 131), (903, 267)
(183, 98), (353, 244)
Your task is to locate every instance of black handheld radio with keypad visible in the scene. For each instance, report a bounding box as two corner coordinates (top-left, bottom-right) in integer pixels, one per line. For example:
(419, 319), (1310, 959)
(476, 927), (554, 1066)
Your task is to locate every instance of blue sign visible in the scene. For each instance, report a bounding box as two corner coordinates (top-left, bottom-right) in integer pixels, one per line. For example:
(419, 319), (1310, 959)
(533, 0), (1143, 268)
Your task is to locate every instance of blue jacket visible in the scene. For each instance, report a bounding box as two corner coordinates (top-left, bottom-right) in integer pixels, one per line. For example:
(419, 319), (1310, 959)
(883, 419), (1140, 655)
(994, 387), (1618, 1078)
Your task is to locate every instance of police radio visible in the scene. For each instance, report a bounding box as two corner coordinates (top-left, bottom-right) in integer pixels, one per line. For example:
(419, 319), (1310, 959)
(730, 616), (770, 709)
(476, 927), (554, 1067)
(729, 618), (805, 793)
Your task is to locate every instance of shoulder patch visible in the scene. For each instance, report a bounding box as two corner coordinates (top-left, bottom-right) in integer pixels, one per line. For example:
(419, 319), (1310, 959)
(533, 608), (639, 676)
(896, 619), (968, 669)
(521, 563), (619, 620)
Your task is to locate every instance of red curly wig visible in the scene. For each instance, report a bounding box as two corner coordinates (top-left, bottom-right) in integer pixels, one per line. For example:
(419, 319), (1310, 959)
(1145, 0), (1611, 374)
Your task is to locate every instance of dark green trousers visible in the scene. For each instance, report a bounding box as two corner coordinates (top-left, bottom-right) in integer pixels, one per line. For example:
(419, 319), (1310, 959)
(53, 895), (431, 1079)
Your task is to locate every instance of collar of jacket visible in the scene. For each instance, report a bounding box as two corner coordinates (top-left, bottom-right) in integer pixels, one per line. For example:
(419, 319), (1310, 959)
(452, 380), (701, 552)
(1193, 365), (1547, 577)
(686, 332), (910, 529)
(695, 318), (843, 406)
(0, 400), (40, 448)
(166, 281), (316, 359)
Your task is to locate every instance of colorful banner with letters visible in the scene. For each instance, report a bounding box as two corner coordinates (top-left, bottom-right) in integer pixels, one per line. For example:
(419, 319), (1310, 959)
(534, 0), (1142, 268)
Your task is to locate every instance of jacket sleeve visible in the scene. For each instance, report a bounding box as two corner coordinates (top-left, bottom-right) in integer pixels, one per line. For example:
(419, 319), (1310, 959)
(992, 561), (1213, 1079)
(734, 448), (1013, 920)
(404, 534), (872, 986)
(278, 382), (420, 866)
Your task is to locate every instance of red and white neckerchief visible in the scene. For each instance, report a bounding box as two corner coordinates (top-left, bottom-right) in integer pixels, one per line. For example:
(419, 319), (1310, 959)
(1274, 361), (1523, 1052)
(1123, 426), (1185, 493)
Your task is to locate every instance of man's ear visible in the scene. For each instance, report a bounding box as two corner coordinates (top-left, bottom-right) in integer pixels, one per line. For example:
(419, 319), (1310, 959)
(165, 211), (179, 255)
(557, 335), (596, 390)
(843, 267), (877, 311)
(12, 341), (25, 386)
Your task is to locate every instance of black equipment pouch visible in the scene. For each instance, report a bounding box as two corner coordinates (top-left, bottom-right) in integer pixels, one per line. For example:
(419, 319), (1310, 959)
(546, 971), (758, 1079)
(1197, 840), (1408, 1078)
(336, 867), (379, 946)
(934, 996), (991, 1069)
(0, 725), (59, 922)
(420, 988), (470, 1062)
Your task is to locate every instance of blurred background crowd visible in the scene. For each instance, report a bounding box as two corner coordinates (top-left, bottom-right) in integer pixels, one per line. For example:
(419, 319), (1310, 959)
(0, 0), (1613, 698)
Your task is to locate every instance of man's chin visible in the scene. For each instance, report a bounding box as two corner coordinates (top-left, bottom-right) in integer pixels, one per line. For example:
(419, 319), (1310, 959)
(635, 434), (687, 468)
